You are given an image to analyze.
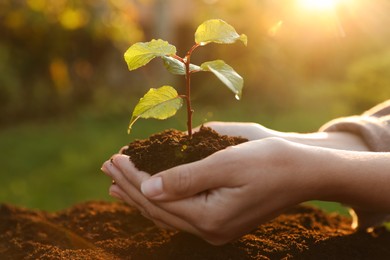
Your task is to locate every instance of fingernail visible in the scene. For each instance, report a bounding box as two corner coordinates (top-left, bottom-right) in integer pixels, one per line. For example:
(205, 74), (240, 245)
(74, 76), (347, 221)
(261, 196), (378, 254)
(109, 191), (122, 200)
(141, 177), (163, 198)
(101, 163), (111, 176)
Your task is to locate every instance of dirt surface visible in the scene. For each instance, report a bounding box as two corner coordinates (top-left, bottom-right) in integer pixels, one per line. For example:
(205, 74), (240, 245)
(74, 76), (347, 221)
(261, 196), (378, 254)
(1, 201), (390, 259)
(2, 126), (390, 259)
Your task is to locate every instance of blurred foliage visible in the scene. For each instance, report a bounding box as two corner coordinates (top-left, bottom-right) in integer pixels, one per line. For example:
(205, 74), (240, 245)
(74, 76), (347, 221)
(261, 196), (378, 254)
(1, 0), (390, 212)
(341, 50), (390, 110)
(0, 0), (144, 123)
(1, 0), (390, 126)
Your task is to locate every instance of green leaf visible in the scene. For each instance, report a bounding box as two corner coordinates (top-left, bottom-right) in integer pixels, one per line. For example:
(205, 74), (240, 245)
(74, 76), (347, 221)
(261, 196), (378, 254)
(161, 56), (201, 75)
(128, 86), (183, 133)
(124, 39), (176, 71)
(195, 19), (248, 46)
(201, 60), (243, 100)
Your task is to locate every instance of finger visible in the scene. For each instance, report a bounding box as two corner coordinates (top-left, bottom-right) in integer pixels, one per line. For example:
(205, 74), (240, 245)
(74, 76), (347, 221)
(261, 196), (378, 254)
(101, 159), (114, 177)
(109, 184), (138, 207)
(107, 156), (165, 219)
(106, 159), (149, 208)
(152, 219), (177, 231)
(111, 154), (150, 188)
(146, 192), (244, 245)
(112, 183), (201, 235)
(106, 155), (211, 239)
(107, 153), (215, 222)
(140, 149), (239, 201)
(105, 159), (202, 234)
(104, 156), (150, 210)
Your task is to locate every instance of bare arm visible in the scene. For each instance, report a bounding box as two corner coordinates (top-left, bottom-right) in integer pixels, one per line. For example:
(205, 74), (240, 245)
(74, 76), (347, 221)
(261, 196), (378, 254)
(318, 149), (390, 211)
(203, 121), (369, 151)
(301, 145), (390, 229)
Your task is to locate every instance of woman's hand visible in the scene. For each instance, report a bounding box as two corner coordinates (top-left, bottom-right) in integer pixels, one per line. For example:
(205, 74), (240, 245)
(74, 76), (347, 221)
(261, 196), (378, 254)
(102, 138), (324, 245)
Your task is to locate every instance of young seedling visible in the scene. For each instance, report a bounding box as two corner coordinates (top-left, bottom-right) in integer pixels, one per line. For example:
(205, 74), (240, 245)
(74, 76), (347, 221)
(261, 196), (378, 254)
(124, 19), (247, 137)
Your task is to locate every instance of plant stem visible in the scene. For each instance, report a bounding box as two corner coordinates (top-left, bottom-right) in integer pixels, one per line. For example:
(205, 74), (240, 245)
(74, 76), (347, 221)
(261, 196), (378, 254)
(183, 44), (199, 138)
(184, 60), (193, 137)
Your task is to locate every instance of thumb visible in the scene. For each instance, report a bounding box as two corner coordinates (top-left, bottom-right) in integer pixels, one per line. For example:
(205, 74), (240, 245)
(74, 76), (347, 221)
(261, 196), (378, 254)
(140, 154), (230, 201)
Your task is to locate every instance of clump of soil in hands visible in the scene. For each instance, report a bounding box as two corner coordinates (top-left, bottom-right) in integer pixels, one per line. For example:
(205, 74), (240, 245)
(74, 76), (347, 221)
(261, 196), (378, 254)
(121, 126), (248, 174)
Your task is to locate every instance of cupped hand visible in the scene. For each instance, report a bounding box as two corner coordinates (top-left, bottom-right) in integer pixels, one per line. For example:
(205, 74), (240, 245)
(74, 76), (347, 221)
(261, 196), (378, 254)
(102, 138), (320, 245)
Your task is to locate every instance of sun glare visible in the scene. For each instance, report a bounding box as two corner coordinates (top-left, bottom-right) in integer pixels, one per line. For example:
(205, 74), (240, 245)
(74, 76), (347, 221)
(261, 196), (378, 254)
(294, 0), (349, 37)
(298, 0), (339, 11)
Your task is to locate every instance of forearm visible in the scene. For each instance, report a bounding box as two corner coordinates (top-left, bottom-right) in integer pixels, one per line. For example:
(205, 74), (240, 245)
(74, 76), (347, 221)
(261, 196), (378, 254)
(307, 147), (390, 212)
(272, 130), (369, 151)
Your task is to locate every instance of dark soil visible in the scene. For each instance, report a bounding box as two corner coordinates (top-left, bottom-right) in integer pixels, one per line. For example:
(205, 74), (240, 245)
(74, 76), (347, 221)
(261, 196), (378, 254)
(2, 201), (390, 259)
(2, 126), (390, 259)
(122, 126), (248, 174)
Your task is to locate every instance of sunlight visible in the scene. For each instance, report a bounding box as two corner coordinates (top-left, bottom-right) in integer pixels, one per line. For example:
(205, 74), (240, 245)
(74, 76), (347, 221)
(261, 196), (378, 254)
(294, 0), (350, 37)
(297, 0), (339, 11)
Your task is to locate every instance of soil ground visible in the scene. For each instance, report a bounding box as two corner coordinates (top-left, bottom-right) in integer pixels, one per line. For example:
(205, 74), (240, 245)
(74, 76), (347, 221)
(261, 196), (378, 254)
(1, 201), (390, 259)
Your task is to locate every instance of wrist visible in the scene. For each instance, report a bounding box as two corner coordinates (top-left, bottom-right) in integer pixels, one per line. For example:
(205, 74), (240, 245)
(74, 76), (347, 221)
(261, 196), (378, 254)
(318, 151), (390, 212)
(285, 144), (345, 203)
(278, 131), (369, 151)
(257, 139), (328, 205)
(302, 148), (375, 208)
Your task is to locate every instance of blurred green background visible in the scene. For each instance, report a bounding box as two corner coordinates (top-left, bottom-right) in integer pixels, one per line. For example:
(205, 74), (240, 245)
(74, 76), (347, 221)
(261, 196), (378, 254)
(1, 0), (389, 213)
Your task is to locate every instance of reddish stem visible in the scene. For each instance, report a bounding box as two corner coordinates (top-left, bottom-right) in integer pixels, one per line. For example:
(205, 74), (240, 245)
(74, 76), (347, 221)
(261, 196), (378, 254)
(171, 44), (200, 137)
(183, 44), (200, 138)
